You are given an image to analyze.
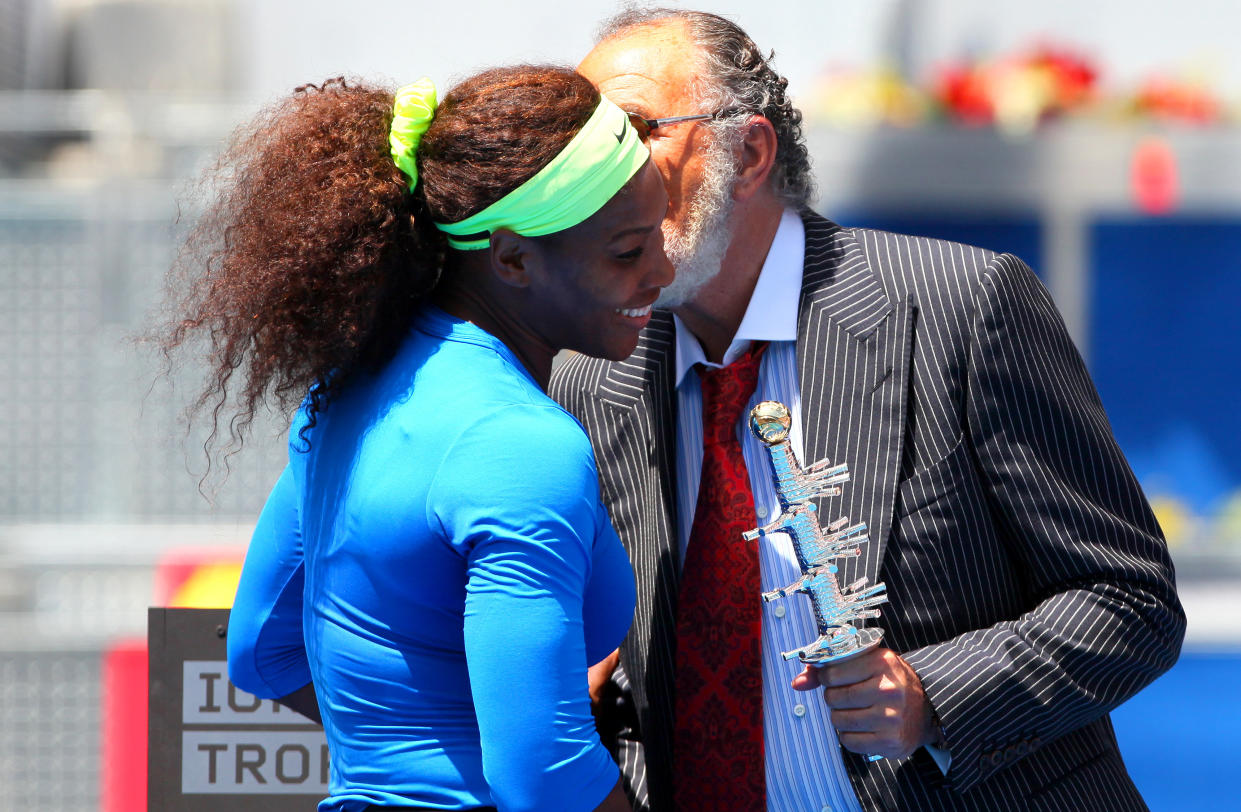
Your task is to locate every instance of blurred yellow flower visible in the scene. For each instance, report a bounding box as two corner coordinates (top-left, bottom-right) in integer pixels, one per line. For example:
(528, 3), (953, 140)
(1148, 495), (1196, 548)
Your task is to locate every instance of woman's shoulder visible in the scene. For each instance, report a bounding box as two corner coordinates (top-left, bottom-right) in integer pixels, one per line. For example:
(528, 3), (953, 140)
(454, 398), (590, 462)
(427, 400), (600, 542)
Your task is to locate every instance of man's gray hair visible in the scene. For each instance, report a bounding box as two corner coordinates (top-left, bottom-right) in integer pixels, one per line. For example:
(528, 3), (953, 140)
(598, 7), (816, 209)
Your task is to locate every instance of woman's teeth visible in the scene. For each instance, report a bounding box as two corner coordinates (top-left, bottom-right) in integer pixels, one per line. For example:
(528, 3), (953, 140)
(616, 305), (652, 318)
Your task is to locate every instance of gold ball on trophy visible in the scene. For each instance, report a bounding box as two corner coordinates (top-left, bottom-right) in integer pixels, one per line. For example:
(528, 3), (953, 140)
(749, 400), (792, 446)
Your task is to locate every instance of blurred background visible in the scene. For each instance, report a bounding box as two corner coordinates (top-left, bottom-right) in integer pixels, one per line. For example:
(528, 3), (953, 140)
(1, 0), (1238, 809)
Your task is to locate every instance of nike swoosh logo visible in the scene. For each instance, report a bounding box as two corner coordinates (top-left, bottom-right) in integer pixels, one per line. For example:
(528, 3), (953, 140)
(613, 119), (626, 143)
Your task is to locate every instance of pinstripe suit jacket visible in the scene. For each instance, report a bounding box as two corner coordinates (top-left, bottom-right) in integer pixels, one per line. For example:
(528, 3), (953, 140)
(550, 211), (1185, 811)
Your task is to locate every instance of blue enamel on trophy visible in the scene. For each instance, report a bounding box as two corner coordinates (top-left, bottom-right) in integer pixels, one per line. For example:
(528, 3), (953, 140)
(743, 400), (888, 664)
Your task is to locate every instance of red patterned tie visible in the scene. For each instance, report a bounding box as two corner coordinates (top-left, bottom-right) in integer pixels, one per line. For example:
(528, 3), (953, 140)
(673, 342), (766, 812)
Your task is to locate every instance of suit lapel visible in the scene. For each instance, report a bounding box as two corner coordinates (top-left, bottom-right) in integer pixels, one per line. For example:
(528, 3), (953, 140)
(593, 312), (680, 796)
(797, 213), (915, 593)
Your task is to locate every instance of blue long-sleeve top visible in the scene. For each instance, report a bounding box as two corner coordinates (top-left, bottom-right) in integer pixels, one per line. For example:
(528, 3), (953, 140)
(227, 305), (635, 812)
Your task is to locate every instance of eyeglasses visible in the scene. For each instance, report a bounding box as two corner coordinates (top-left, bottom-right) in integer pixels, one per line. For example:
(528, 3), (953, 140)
(625, 110), (740, 141)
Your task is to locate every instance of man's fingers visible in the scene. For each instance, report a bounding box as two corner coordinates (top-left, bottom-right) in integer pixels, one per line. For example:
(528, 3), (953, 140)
(816, 647), (885, 688)
(811, 647), (935, 760)
(822, 681), (872, 709)
(790, 665), (821, 692)
(828, 706), (874, 732)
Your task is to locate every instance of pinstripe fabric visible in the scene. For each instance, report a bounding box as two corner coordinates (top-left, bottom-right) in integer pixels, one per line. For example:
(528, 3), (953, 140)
(550, 211), (1185, 811)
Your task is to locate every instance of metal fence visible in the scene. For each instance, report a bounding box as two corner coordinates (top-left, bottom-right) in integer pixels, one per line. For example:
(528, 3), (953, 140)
(0, 95), (278, 809)
(0, 180), (287, 523)
(0, 650), (102, 812)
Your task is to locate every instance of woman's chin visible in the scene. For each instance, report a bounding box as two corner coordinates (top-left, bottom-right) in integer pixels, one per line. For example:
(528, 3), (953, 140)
(583, 337), (640, 363)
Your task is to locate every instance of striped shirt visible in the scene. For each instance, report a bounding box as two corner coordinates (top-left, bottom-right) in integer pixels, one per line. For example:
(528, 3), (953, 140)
(672, 209), (863, 812)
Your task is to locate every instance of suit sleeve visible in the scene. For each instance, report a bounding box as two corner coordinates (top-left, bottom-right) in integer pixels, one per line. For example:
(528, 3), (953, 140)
(226, 464), (312, 699)
(901, 253), (1185, 792)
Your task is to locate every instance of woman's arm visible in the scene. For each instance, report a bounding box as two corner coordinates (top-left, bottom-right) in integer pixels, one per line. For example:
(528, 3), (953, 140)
(432, 406), (628, 812)
(227, 465), (314, 700)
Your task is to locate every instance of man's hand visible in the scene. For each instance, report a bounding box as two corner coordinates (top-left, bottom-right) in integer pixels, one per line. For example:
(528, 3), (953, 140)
(276, 682), (322, 726)
(791, 646), (938, 760)
(588, 649), (620, 709)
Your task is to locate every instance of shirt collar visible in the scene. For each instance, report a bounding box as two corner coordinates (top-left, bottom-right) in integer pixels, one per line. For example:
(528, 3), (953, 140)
(673, 207), (805, 386)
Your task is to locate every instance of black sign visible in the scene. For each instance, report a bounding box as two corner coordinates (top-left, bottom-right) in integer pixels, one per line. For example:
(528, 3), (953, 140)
(149, 608), (328, 810)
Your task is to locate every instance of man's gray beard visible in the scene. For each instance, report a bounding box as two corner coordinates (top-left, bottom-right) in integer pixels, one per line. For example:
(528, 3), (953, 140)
(656, 135), (737, 308)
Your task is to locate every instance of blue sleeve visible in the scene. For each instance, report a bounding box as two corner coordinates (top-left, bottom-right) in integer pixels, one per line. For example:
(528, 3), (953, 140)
(227, 464), (312, 699)
(429, 405), (619, 812)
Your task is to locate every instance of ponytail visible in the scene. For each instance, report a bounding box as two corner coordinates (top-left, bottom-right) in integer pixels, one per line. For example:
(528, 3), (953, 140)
(161, 77), (442, 459)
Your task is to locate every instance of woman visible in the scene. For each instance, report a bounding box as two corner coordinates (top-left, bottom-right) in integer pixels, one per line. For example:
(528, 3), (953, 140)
(164, 66), (671, 811)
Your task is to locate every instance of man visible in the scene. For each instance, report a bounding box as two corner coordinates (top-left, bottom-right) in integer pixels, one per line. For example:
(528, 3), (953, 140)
(551, 8), (1185, 812)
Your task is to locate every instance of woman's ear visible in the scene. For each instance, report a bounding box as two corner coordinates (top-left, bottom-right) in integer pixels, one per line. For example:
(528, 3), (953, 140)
(488, 228), (537, 288)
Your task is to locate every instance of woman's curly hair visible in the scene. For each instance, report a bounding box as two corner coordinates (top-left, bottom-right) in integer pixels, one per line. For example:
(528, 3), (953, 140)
(160, 67), (597, 467)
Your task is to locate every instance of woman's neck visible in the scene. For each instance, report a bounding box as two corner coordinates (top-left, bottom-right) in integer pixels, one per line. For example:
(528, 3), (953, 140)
(432, 281), (555, 389)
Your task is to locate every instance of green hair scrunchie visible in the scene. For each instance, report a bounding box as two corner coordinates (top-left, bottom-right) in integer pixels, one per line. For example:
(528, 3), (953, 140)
(389, 78), (437, 191)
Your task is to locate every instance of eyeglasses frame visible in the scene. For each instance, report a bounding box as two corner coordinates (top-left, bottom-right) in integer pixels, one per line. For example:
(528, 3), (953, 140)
(626, 109), (745, 140)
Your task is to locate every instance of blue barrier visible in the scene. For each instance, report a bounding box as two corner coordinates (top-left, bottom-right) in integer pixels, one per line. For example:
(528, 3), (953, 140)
(1112, 649), (1241, 810)
(835, 212), (1045, 279)
(1090, 217), (1241, 519)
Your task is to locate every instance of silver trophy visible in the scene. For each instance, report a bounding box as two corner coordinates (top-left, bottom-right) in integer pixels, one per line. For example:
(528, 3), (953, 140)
(744, 401), (888, 665)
